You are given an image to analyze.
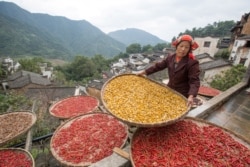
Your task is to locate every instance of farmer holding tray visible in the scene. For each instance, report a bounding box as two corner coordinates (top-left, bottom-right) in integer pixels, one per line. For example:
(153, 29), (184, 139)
(138, 34), (200, 107)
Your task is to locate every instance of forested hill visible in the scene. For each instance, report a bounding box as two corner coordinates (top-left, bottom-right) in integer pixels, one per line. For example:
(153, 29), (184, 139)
(0, 1), (237, 60)
(177, 21), (236, 40)
(108, 28), (167, 46)
(0, 1), (126, 59)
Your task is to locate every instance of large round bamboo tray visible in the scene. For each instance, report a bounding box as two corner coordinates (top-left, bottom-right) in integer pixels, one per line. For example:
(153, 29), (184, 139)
(49, 95), (99, 119)
(101, 74), (190, 127)
(0, 148), (35, 167)
(0, 111), (37, 146)
(50, 112), (129, 167)
(130, 117), (250, 167)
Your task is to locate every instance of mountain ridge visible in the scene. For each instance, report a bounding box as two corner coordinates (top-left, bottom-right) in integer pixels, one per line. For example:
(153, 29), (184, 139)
(0, 1), (167, 59)
(108, 28), (167, 46)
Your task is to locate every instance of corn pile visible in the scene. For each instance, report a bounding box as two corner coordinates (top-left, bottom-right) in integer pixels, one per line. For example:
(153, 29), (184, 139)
(102, 74), (188, 125)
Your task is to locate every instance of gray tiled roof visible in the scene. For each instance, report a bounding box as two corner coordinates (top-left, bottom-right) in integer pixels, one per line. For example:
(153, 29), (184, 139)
(196, 53), (212, 60)
(237, 35), (250, 40)
(88, 78), (109, 90)
(25, 87), (80, 101)
(7, 70), (51, 88)
(7, 70), (42, 81)
(200, 59), (231, 70)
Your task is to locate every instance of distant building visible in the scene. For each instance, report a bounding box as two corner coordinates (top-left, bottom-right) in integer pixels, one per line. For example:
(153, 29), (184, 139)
(230, 12), (250, 45)
(229, 35), (250, 67)
(193, 37), (220, 57)
(199, 59), (232, 83)
(1, 57), (21, 73)
(229, 12), (250, 68)
(2, 70), (52, 93)
(196, 53), (214, 64)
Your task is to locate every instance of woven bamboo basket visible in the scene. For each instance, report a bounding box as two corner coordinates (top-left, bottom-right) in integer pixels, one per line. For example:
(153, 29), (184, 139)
(0, 148), (35, 167)
(130, 117), (250, 167)
(50, 112), (129, 167)
(49, 95), (100, 119)
(101, 73), (190, 127)
(0, 111), (37, 146)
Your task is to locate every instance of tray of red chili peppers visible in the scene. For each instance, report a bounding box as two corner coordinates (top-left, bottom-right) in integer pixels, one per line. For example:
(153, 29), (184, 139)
(131, 117), (250, 167)
(50, 112), (129, 167)
(49, 95), (99, 119)
(0, 111), (37, 146)
(0, 148), (35, 167)
(198, 85), (221, 97)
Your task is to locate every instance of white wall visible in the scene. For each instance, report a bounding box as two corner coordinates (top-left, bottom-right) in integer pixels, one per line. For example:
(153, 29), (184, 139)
(194, 37), (220, 57)
(229, 39), (250, 67)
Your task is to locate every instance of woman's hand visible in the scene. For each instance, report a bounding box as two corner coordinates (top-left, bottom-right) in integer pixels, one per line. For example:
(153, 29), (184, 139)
(136, 70), (147, 76)
(187, 95), (194, 107)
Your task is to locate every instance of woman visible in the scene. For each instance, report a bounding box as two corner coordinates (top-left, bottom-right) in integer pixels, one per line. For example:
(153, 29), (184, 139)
(138, 34), (200, 106)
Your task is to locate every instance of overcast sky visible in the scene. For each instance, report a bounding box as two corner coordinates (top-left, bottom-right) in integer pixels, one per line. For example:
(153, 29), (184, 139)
(4, 0), (250, 41)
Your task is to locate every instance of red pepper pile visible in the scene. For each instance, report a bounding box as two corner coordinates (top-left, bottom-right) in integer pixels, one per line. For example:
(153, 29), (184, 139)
(51, 113), (128, 166)
(0, 149), (33, 167)
(132, 120), (250, 167)
(198, 86), (221, 97)
(50, 96), (99, 118)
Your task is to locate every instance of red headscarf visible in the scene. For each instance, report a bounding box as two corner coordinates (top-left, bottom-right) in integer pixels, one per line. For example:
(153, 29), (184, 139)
(172, 35), (199, 60)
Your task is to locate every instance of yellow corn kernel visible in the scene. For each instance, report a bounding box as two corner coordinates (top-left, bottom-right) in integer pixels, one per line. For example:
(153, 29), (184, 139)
(102, 75), (188, 124)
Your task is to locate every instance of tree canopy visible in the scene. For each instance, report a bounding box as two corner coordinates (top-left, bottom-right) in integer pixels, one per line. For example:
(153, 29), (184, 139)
(176, 21), (235, 40)
(210, 64), (247, 91)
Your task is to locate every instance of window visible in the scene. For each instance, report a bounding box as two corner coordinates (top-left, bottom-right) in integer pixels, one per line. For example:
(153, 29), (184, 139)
(234, 41), (238, 46)
(203, 41), (211, 47)
(239, 58), (247, 65)
(245, 41), (250, 47)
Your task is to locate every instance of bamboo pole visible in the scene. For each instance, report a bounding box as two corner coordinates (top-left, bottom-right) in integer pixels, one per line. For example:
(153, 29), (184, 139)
(24, 100), (36, 151)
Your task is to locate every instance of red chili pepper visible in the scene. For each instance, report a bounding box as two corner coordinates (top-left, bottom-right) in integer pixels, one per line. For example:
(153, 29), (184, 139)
(50, 96), (99, 118)
(131, 120), (250, 167)
(0, 150), (33, 167)
(51, 113), (128, 165)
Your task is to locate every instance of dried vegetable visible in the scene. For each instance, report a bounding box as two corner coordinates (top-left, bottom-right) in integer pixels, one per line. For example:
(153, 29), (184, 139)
(102, 74), (188, 125)
(0, 149), (33, 167)
(51, 113), (128, 166)
(49, 95), (99, 119)
(198, 86), (221, 97)
(0, 112), (36, 145)
(131, 119), (250, 167)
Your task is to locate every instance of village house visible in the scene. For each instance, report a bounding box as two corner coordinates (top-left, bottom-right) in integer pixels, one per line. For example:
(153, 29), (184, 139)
(2, 70), (52, 93)
(229, 35), (250, 67)
(230, 12), (250, 45)
(1, 57), (21, 74)
(196, 53), (214, 64)
(39, 62), (53, 79)
(229, 12), (250, 68)
(193, 36), (220, 57)
(199, 59), (232, 84)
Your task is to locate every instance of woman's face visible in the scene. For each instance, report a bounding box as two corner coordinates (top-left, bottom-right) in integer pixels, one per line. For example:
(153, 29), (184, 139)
(176, 41), (191, 57)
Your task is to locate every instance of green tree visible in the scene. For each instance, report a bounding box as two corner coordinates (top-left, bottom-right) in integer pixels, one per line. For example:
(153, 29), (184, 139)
(153, 43), (168, 51)
(126, 43), (142, 54)
(91, 55), (110, 73)
(178, 20), (235, 38)
(63, 56), (97, 81)
(210, 64), (247, 91)
(214, 49), (230, 60)
(142, 44), (153, 53)
(0, 92), (32, 114)
(18, 58), (41, 73)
